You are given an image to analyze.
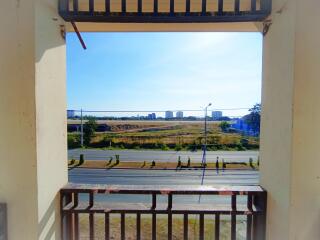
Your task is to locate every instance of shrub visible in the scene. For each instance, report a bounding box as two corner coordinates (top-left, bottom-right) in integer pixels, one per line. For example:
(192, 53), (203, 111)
(79, 154), (85, 166)
(249, 158), (254, 169)
(141, 161), (146, 168)
(151, 160), (156, 167)
(67, 134), (81, 149)
(174, 144), (182, 151)
(240, 138), (249, 147)
(177, 157), (182, 168)
(222, 159), (226, 170)
(69, 159), (75, 166)
(187, 157), (191, 168)
(161, 144), (169, 151)
(219, 121), (231, 132)
(114, 155), (120, 165)
(215, 157), (219, 169)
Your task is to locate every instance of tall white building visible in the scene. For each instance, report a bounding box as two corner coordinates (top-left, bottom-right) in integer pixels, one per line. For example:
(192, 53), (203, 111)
(165, 111), (174, 119)
(212, 111), (223, 120)
(176, 111), (183, 118)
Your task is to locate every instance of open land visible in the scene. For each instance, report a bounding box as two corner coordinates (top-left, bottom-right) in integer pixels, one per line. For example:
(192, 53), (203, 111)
(68, 120), (259, 151)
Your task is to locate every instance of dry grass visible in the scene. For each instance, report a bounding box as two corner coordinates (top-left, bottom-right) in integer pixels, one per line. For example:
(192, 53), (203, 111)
(78, 214), (247, 240)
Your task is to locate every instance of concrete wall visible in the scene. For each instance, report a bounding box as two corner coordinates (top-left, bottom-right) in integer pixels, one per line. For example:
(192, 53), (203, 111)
(0, 0), (67, 239)
(260, 0), (320, 239)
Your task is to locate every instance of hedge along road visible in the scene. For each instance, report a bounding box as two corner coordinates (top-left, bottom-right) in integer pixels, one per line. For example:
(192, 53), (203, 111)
(68, 149), (259, 163)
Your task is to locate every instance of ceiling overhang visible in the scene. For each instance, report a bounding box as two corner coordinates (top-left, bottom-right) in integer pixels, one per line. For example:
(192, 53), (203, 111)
(59, 0), (271, 24)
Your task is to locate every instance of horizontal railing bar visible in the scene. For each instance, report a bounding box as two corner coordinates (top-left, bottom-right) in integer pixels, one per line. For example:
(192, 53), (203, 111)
(60, 185), (267, 240)
(62, 202), (260, 215)
(59, 15), (270, 23)
(61, 184), (265, 194)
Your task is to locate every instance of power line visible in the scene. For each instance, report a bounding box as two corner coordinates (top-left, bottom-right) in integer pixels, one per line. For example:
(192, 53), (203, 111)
(68, 108), (251, 113)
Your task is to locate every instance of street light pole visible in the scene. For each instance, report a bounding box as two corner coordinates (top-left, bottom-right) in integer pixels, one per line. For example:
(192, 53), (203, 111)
(201, 103), (212, 185)
(80, 108), (84, 147)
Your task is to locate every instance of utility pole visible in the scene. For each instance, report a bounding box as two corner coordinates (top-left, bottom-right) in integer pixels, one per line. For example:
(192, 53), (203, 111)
(80, 108), (84, 147)
(201, 103), (212, 185)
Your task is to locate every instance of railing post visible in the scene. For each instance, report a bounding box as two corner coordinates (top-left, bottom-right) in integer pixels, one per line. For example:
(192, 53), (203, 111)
(58, 0), (69, 13)
(0, 203), (7, 240)
(252, 191), (267, 240)
(261, 0), (272, 14)
(61, 192), (74, 240)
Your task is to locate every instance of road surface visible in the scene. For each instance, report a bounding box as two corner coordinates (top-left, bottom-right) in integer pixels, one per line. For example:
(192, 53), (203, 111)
(69, 168), (259, 203)
(68, 149), (259, 163)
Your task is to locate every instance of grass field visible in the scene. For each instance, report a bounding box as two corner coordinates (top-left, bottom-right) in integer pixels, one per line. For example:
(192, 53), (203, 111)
(68, 120), (259, 151)
(79, 214), (247, 240)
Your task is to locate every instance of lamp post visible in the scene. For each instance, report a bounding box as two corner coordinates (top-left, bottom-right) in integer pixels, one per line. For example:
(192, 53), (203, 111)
(201, 103), (212, 185)
(204, 103), (212, 148)
(80, 108), (84, 147)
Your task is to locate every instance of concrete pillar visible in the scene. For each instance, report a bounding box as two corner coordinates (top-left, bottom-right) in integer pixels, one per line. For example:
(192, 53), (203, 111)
(260, 0), (320, 239)
(0, 1), (67, 239)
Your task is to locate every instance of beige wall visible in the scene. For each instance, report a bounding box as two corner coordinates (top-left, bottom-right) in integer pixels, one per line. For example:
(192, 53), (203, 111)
(260, 0), (320, 239)
(1, 0), (319, 239)
(0, 0), (67, 239)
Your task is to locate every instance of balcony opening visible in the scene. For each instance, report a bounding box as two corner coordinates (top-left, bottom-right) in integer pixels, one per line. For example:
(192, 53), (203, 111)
(64, 32), (265, 239)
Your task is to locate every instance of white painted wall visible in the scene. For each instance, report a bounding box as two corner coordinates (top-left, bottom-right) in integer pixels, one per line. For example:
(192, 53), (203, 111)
(0, 0), (67, 239)
(260, 0), (320, 239)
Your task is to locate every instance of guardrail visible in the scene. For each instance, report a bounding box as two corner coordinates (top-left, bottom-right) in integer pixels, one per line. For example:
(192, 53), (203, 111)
(58, 0), (271, 23)
(60, 184), (267, 240)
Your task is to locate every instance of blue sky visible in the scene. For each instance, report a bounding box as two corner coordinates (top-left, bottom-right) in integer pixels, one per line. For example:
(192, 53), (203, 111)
(67, 32), (262, 117)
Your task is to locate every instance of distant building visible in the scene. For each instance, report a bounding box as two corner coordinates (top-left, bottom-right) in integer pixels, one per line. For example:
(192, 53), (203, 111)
(176, 111), (183, 119)
(212, 111), (223, 120)
(165, 111), (174, 119)
(151, 113), (156, 119)
(147, 113), (157, 120)
(67, 110), (75, 119)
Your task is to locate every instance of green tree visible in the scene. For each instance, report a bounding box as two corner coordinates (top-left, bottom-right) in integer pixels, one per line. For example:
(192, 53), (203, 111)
(219, 121), (231, 132)
(243, 103), (261, 135)
(83, 118), (97, 146)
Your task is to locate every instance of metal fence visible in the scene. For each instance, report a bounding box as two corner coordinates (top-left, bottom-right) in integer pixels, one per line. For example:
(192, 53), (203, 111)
(61, 184), (267, 240)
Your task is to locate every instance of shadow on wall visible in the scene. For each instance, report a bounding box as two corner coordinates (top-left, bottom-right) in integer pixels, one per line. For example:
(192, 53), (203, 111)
(38, 194), (60, 240)
(36, 0), (66, 62)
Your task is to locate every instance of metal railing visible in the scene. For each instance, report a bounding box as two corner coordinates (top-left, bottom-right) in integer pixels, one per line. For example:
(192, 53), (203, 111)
(60, 184), (267, 240)
(0, 203), (7, 240)
(58, 0), (271, 23)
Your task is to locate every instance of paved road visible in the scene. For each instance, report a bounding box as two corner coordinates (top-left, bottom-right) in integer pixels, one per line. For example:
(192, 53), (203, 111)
(69, 168), (259, 203)
(68, 149), (259, 163)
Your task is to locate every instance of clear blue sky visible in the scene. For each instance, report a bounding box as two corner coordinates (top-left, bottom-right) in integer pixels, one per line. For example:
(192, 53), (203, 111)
(67, 32), (262, 117)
